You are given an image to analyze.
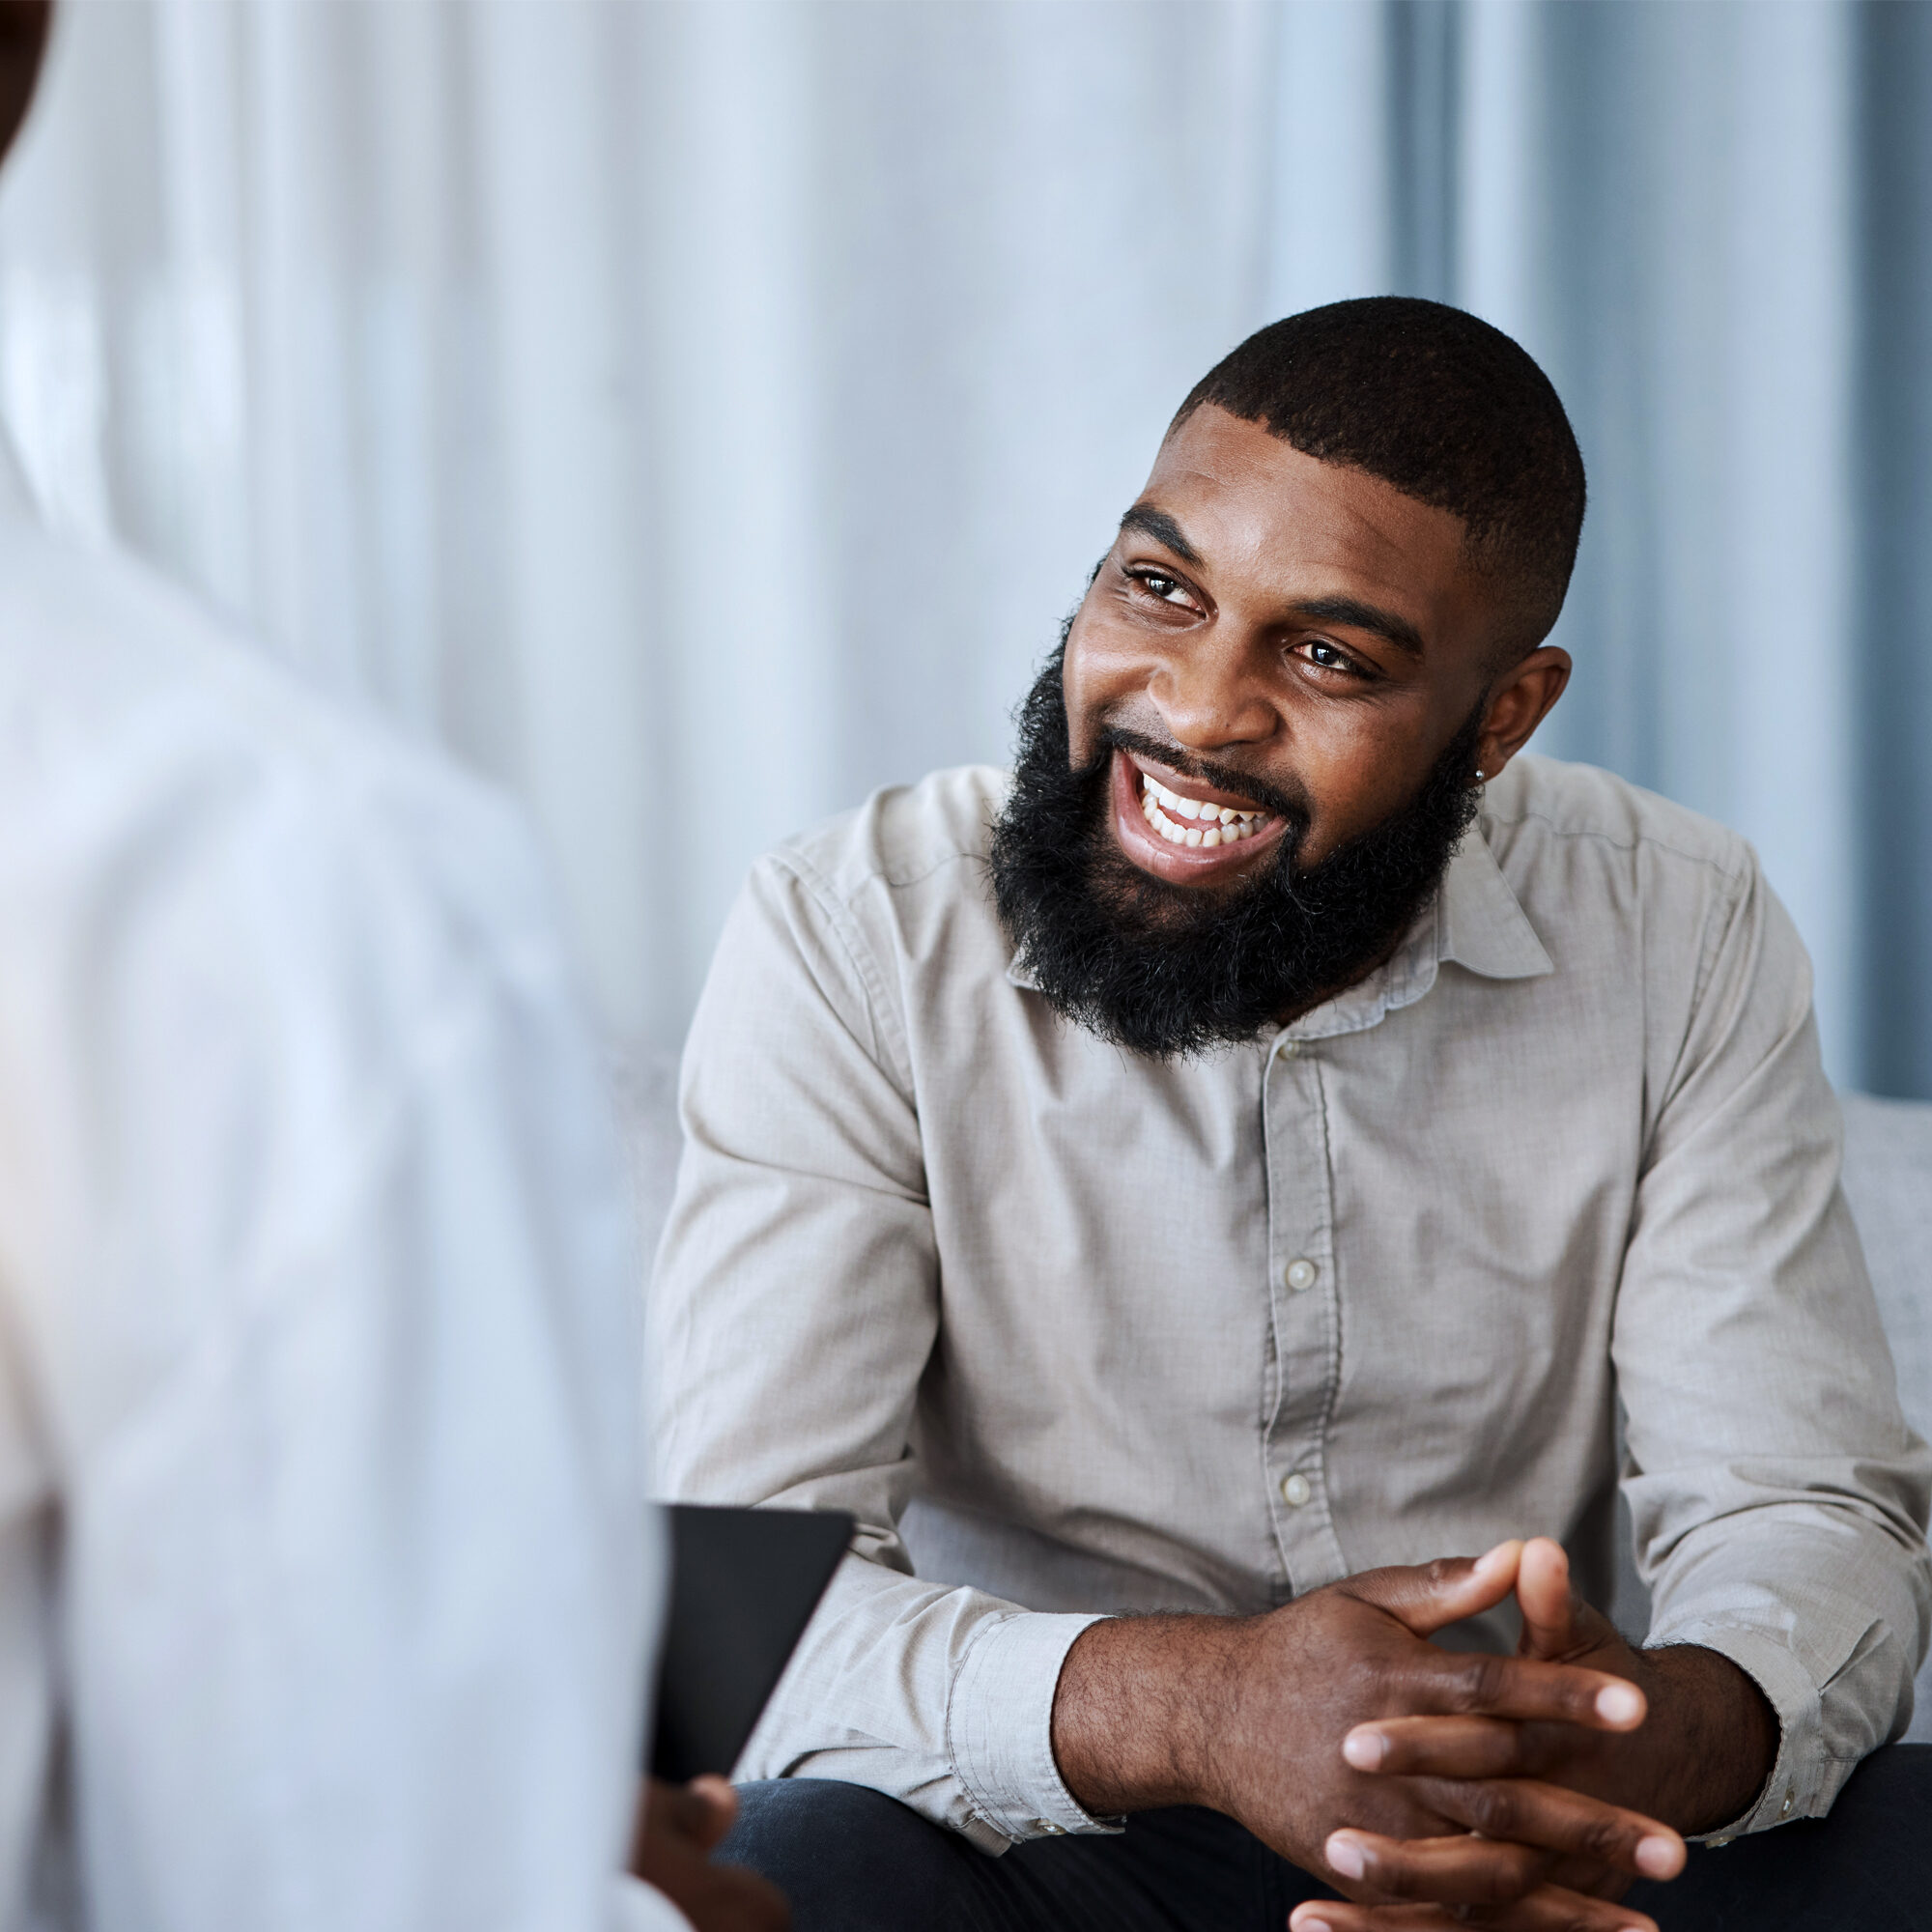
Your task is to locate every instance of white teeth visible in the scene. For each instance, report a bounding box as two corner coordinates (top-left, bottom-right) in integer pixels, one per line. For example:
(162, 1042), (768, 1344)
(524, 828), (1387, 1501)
(1147, 798), (1189, 843)
(1136, 771), (1273, 854)
(1139, 772), (1268, 832)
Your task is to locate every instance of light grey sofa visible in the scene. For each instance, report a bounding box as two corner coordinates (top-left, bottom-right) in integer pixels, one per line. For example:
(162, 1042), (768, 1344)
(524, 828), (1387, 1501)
(621, 1056), (1932, 1745)
(1804, 1094), (1932, 1742)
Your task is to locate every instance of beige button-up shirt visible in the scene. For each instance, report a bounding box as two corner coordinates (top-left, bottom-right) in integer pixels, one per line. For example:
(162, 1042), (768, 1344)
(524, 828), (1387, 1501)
(649, 755), (1931, 1855)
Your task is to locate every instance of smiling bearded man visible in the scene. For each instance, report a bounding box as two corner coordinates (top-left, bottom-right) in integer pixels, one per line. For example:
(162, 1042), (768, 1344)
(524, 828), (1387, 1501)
(988, 630), (1485, 1056)
(648, 298), (1932, 1932)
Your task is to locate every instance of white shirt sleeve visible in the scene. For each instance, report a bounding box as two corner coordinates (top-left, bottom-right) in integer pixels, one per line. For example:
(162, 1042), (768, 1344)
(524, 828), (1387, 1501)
(0, 595), (664, 1930)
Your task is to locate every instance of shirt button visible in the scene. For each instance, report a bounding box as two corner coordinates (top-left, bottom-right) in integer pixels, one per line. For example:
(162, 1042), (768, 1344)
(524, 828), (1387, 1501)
(1285, 1257), (1318, 1293)
(1274, 1038), (1300, 1060)
(1281, 1472), (1313, 1507)
(1780, 1789), (1794, 1818)
(1036, 1820), (1066, 1835)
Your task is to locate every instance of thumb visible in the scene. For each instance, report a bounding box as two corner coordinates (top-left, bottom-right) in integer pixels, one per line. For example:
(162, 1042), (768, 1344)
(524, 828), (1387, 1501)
(680, 1775), (739, 1852)
(1516, 1536), (1577, 1660)
(651, 1774), (738, 1853)
(1348, 1540), (1523, 1637)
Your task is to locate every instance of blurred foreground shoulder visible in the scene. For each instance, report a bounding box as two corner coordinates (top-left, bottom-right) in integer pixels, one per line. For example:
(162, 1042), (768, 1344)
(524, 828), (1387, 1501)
(0, 516), (560, 963)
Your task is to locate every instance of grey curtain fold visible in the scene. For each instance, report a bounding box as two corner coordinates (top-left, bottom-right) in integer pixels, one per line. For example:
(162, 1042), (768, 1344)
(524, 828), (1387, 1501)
(1338, 0), (1930, 1097)
(0, 1), (1925, 1092)
(1858, 1), (1932, 1099)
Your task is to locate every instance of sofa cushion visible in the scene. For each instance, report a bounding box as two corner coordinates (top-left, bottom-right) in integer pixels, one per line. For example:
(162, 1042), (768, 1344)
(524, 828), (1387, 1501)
(1840, 1094), (1932, 1742)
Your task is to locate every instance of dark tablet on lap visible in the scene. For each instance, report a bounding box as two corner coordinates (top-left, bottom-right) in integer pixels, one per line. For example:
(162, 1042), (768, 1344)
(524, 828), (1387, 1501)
(648, 1502), (855, 1783)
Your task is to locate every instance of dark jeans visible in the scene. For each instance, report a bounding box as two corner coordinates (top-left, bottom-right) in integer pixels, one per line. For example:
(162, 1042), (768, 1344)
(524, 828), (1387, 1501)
(722, 1746), (1932, 1931)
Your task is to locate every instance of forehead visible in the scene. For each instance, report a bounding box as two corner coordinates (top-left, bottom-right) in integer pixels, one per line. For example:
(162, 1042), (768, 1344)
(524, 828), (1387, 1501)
(1140, 404), (1472, 614)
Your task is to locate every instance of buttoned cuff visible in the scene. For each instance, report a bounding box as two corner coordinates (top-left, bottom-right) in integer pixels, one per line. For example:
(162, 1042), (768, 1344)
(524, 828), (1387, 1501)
(946, 1609), (1121, 1848)
(1646, 1624), (1831, 1842)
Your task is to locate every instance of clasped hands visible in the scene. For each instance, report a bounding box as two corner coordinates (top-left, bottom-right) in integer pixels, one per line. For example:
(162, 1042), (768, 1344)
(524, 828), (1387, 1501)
(1286, 1538), (1686, 1932)
(1055, 1537), (1776, 1932)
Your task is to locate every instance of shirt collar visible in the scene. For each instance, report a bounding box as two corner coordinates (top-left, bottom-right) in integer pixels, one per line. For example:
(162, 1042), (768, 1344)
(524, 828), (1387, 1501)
(1435, 813), (1554, 981)
(1002, 812), (1553, 1031)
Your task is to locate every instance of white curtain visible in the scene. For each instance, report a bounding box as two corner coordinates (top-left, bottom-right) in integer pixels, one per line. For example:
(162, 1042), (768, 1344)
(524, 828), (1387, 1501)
(0, 1), (1917, 1094)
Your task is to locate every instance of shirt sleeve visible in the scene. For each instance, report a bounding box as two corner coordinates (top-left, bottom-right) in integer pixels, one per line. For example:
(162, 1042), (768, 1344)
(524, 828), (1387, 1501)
(648, 855), (1109, 1853)
(1613, 851), (1932, 1838)
(1, 746), (660, 1927)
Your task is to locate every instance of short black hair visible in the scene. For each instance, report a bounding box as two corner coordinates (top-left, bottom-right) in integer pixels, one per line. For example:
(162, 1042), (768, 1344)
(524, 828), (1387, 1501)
(1173, 297), (1585, 658)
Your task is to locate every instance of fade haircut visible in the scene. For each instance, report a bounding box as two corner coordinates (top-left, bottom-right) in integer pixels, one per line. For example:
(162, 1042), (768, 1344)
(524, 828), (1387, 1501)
(1173, 297), (1586, 660)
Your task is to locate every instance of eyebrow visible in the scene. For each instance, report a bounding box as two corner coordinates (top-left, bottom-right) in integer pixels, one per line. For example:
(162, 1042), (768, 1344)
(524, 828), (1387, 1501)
(1117, 506), (1427, 658)
(1291, 594), (1426, 658)
(1118, 503), (1204, 567)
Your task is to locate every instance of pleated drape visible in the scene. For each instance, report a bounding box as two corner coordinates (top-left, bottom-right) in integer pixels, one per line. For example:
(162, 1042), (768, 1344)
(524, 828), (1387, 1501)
(2, 1), (1926, 1094)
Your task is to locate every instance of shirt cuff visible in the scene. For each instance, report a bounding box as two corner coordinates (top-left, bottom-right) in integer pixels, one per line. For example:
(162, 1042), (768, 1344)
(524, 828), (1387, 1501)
(1647, 1624), (1828, 1841)
(946, 1609), (1119, 1847)
(611, 1875), (694, 1932)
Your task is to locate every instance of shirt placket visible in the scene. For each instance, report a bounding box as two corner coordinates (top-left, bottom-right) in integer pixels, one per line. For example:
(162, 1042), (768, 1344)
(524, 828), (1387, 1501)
(1262, 1030), (1350, 1594)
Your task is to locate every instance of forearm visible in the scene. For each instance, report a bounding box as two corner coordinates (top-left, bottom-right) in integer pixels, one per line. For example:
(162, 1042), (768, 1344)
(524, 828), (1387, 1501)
(1634, 1506), (1930, 1830)
(1629, 1643), (1778, 1834)
(1050, 1613), (1244, 1816)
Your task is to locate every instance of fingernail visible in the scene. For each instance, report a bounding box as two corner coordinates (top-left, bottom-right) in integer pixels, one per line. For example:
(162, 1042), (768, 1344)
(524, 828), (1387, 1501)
(1299, 1921), (1334, 1932)
(1634, 1833), (1682, 1879)
(1325, 1833), (1366, 1882)
(1342, 1728), (1385, 1771)
(1596, 1682), (1644, 1724)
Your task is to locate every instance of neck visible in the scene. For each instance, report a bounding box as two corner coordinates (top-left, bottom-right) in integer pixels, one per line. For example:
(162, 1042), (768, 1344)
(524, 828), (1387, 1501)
(1270, 927), (1409, 1031)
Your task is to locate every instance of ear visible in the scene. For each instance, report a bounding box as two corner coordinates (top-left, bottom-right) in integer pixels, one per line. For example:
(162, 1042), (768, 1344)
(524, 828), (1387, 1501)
(1473, 644), (1570, 783)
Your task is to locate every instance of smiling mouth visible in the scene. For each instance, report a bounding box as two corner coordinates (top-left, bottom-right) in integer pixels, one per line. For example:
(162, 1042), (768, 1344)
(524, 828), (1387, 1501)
(1135, 770), (1276, 848)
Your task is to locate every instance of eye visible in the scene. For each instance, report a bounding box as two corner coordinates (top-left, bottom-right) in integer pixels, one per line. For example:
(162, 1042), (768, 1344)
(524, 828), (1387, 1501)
(1296, 638), (1371, 679)
(1128, 568), (1194, 607)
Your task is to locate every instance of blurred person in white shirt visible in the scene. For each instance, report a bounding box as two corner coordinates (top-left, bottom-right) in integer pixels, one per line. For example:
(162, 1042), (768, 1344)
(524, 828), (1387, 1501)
(0, 7), (783, 1928)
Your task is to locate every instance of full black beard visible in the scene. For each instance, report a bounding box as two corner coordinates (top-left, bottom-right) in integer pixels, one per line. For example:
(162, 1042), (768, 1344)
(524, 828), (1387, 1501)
(988, 636), (1484, 1058)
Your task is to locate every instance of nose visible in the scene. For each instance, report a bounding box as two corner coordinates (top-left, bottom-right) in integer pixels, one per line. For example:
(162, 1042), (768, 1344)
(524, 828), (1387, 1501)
(1148, 638), (1277, 755)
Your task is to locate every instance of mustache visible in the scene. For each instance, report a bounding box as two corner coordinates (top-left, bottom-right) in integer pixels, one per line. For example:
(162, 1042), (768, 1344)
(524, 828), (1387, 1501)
(989, 638), (1484, 1058)
(1094, 724), (1314, 837)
